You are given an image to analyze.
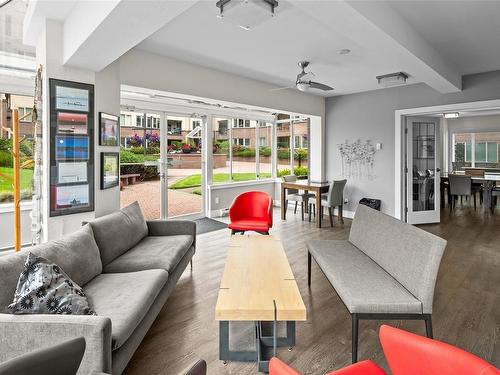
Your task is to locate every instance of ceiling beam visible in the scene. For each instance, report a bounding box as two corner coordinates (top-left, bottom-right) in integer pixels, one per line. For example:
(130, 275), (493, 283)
(24, 0), (198, 72)
(293, 1), (462, 93)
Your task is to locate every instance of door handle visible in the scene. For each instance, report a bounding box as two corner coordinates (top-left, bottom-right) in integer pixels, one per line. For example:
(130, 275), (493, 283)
(436, 168), (441, 172)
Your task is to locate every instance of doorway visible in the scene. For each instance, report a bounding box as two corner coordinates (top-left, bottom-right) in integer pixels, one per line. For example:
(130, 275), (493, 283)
(119, 108), (206, 220)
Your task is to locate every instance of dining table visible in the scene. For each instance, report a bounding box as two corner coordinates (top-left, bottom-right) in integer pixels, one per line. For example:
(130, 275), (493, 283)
(441, 172), (500, 210)
(280, 179), (330, 228)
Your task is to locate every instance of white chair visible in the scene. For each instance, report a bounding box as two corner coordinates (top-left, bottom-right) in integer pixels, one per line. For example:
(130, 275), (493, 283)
(282, 175), (315, 221)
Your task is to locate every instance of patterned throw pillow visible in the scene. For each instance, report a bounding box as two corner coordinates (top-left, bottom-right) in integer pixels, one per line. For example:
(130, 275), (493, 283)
(8, 252), (96, 315)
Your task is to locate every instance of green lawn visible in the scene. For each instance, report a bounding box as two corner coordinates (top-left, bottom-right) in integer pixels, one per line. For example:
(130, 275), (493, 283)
(169, 173), (272, 189)
(0, 167), (33, 193)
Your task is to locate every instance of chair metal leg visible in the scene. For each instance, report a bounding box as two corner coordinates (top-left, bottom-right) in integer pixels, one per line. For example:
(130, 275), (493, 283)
(190, 259), (193, 271)
(307, 252), (311, 287)
(424, 315), (433, 339)
(308, 203), (312, 222)
(339, 204), (344, 224)
(301, 202), (304, 221)
(473, 193), (477, 210)
(352, 314), (359, 363)
(294, 201), (297, 214)
(328, 207), (333, 227)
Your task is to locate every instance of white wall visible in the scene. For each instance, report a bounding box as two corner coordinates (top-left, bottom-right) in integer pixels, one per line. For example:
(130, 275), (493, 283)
(325, 70), (500, 216)
(120, 49), (325, 118)
(36, 20), (121, 242)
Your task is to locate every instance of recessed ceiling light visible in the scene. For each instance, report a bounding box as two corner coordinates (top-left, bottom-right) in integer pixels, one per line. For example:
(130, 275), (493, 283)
(339, 49), (351, 55)
(443, 112), (460, 119)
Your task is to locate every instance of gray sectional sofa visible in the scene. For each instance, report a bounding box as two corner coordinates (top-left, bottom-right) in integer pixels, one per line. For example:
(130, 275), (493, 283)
(307, 204), (447, 363)
(0, 202), (196, 375)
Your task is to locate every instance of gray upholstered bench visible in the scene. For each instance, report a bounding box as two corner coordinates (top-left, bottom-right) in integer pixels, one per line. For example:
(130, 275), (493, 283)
(306, 204), (447, 363)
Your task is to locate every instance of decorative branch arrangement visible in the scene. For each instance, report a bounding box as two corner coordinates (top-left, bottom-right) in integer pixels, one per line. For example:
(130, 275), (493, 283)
(338, 139), (377, 179)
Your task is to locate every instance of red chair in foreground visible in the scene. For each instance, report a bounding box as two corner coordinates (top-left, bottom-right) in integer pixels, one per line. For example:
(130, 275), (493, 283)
(228, 191), (273, 235)
(379, 325), (498, 375)
(269, 325), (499, 375)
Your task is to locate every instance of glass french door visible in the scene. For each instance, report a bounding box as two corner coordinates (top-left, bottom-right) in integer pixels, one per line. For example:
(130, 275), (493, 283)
(119, 108), (206, 220)
(406, 116), (441, 224)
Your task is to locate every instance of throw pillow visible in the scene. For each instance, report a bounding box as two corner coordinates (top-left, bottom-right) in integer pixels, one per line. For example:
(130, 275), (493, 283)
(8, 252), (96, 316)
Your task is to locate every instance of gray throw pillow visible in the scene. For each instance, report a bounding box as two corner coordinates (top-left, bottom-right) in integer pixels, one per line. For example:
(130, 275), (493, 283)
(8, 252), (96, 316)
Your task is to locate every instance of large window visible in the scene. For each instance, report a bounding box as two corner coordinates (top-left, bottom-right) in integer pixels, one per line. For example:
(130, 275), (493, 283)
(453, 132), (500, 169)
(212, 117), (273, 184)
(0, 93), (36, 204)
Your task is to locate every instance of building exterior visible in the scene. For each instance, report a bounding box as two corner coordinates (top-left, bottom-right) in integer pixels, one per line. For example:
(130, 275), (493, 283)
(0, 94), (35, 139)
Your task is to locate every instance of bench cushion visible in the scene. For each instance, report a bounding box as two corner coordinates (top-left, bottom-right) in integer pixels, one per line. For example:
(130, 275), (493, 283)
(103, 235), (194, 274)
(84, 269), (168, 350)
(349, 205), (446, 314)
(89, 202), (149, 266)
(307, 240), (422, 314)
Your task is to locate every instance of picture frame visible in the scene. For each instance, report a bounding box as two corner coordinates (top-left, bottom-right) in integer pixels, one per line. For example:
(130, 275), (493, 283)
(101, 152), (119, 189)
(49, 79), (94, 217)
(99, 112), (119, 146)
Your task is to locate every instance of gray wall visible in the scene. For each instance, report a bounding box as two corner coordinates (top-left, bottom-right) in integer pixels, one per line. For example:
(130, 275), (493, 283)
(325, 70), (500, 216)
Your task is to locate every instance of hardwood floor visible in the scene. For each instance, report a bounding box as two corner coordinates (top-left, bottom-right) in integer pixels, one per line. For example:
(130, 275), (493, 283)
(124, 205), (500, 374)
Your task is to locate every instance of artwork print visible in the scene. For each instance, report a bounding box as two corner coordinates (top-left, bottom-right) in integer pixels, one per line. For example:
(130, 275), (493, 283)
(338, 139), (378, 179)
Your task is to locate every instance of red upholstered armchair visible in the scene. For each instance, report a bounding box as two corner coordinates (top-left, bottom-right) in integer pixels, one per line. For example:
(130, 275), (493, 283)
(269, 325), (498, 375)
(228, 191), (273, 235)
(379, 325), (499, 375)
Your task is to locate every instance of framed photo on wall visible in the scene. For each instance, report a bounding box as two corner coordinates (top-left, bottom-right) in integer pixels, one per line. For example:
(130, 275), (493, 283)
(101, 152), (119, 189)
(99, 112), (119, 146)
(49, 79), (94, 217)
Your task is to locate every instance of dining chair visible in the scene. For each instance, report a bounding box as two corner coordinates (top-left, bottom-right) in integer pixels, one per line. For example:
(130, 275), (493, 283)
(465, 168), (484, 203)
(449, 174), (476, 210)
(491, 184), (500, 213)
(282, 175), (315, 221)
(308, 179), (347, 227)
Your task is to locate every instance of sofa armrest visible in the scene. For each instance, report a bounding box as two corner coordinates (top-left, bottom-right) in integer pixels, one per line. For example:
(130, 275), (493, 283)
(0, 314), (112, 375)
(146, 220), (197, 248)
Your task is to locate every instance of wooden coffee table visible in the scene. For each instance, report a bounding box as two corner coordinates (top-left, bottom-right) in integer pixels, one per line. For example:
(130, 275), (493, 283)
(215, 235), (306, 372)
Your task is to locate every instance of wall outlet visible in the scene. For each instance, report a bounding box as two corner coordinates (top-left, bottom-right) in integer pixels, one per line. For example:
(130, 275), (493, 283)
(344, 198), (349, 204)
(215, 197), (219, 204)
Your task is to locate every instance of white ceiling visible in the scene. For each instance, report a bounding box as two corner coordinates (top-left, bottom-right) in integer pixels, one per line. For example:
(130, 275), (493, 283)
(387, 1), (500, 76)
(136, 0), (500, 97)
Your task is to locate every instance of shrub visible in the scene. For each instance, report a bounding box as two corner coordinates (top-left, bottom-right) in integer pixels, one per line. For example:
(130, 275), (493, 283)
(277, 169), (291, 177)
(277, 148), (290, 160)
(259, 146), (271, 157)
(146, 146), (160, 155)
(0, 150), (13, 167)
(171, 141), (183, 150)
(294, 166), (308, 177)
(233, 147), (255, 158)
(130, 147), (145, 154)
(120, 149), (143, 163)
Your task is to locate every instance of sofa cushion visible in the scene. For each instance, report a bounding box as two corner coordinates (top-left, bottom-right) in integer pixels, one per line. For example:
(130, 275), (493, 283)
(307, 240), (422, 314)
(84, 269), (168, 350)
(8, 253), (95, 316)
(103, 235), (193, 274)
(89, 202), (149, 266)
(0, 225), (101, 312)
(349, 204), (446, 313)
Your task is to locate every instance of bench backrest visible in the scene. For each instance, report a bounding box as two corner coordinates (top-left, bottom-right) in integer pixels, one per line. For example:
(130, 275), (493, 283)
(349, 204), (447, 313)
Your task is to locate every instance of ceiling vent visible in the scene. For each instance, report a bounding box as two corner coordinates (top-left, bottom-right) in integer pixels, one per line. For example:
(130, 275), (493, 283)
(216, 0), (278, 30)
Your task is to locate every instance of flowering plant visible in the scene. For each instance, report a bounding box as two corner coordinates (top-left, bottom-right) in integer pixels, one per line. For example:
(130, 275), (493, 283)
(145, 132), (160, 147)
(181, 143), (192, 153)
(128, 134), (143, 147)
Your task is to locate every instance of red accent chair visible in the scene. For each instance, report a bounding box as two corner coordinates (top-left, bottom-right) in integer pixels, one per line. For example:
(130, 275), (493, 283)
(228, 191), (273, 235)
(380, 325), (499, 375)
(269, 325), (499, 375)
(269, 357), (385, 375)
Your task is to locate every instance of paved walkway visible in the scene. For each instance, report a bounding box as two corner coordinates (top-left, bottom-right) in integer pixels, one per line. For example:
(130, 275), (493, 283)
(120, 180), (201, 219)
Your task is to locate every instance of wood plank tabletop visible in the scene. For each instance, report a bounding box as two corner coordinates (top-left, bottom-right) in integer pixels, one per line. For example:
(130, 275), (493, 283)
(215, 235), (307, 322)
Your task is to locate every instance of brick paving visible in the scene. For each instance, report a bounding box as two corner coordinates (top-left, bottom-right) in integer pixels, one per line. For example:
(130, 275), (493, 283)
(120, 180), (201, 219)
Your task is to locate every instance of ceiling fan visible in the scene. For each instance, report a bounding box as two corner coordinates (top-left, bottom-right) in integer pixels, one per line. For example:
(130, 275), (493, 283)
(271, 61), (334, 92)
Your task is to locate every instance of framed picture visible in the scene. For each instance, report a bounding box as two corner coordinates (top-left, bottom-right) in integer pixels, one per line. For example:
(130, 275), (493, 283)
(50, 79), (94, 217)
(55, 85), (89, 112)
(101, 152), (119, 189)
(52, 184), (90, 211)
(57, 162), (87, 183)
(417, 136), (435, 159)
(57, 112), (88, 135)
(99, 112), (119, 146)
(55, 136), (89, 160)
